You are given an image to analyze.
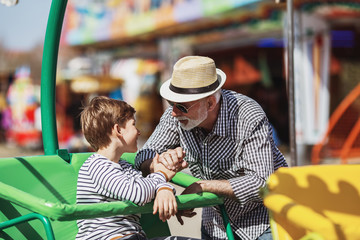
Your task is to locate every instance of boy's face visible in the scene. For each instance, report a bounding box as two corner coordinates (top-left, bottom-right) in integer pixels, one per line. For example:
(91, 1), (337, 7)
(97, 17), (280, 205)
(120, 117), (140, 153)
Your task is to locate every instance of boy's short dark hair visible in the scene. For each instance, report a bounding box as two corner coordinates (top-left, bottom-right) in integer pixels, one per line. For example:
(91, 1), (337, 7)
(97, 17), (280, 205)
(80, 96), (135, 151)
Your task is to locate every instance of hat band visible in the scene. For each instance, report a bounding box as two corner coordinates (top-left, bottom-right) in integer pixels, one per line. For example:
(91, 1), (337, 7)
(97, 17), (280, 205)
(169, 74), (220, 95)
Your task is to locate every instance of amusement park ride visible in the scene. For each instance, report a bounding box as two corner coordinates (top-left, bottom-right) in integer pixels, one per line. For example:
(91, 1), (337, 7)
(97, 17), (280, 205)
(0, 1), (234, 239)
(0, 0), (359, 240)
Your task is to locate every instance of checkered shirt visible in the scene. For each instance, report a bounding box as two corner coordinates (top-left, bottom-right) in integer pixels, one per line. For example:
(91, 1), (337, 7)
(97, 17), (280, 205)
(135, 89), (288, 239)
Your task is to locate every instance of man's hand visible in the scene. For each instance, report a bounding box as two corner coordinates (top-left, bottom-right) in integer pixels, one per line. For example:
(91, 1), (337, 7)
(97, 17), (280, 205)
(139, 147), (188, 176)
(176, 208), (197, 225)
(175, 180), (237, 225)
(159, 147), (188, 171)
(153, 188), (177, 222)
(175, 181), (203, 225)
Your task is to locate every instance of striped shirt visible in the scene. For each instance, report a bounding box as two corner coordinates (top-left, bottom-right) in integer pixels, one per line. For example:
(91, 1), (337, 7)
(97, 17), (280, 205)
(135, 89), (288, 240)
(76, 153), (174, 240)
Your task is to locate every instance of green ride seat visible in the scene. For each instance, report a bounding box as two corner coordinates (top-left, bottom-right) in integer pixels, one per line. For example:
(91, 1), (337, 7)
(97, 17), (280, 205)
(0, 154), (81, 239)
(0, 152), (230, 240)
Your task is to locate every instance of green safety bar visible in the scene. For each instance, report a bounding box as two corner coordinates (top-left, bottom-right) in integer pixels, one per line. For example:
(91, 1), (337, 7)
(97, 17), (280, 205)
(0, 180), (224, 222)
(0, 213), (55, 240)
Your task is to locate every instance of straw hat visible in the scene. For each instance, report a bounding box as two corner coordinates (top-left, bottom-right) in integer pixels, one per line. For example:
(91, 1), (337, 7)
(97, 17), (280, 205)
(160, 56), (226, 103)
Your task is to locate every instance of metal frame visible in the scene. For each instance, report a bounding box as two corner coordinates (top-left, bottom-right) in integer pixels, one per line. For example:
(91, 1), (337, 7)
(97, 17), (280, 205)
(286, 0), (297, 166)
(41, 0), (68, 155)
(0, 213), (55, 240)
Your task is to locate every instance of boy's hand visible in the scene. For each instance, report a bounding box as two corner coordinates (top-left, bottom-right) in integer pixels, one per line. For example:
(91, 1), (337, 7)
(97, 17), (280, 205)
(153, 188), (177, 222)
(153, 153), (176, 180)
(158, 147), (188, 171)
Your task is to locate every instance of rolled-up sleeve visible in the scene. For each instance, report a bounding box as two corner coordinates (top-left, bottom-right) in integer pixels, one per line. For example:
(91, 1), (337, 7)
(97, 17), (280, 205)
(229, 116), (274, 205)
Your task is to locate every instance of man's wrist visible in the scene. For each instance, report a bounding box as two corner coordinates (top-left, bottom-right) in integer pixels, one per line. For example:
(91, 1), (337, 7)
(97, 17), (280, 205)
(198, 180), (236, 199)
(197, 180), (206, 192)
(140, 158), (154, 176)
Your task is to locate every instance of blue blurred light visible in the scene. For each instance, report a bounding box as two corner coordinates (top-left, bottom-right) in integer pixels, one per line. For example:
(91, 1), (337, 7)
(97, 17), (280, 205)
(257, 38), (284, 48)
(257, 30), (354, 48)
(331, 30), (354, 48)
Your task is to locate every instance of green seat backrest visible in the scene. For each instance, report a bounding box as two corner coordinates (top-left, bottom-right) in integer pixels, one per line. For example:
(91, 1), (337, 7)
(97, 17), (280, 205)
(0, 155), (78, 240)
(0, 152), (170, 239)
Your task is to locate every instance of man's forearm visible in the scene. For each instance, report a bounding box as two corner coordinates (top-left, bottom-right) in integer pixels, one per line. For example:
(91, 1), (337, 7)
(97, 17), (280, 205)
(197, 180), (236, 200)
(139, 158), (154, 177)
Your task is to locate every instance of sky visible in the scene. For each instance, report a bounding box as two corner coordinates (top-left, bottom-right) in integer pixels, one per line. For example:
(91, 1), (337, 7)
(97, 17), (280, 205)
(0, 0), (51, 51)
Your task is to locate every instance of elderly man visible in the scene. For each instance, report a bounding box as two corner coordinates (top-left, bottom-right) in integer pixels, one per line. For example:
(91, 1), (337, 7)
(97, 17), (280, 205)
(135, 56), (288, 240)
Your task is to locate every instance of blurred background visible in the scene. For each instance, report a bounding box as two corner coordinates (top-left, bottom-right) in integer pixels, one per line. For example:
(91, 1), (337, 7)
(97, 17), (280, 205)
(0, 0), (359, 165)
(1, 1), (360, 238)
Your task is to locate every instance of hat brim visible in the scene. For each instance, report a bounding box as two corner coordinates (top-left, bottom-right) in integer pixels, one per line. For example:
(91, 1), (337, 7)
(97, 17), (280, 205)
(160, 68), (226, 103)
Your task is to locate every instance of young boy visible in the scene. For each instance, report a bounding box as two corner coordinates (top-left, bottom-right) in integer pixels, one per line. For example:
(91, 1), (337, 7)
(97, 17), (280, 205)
(76, 96), (178, 240)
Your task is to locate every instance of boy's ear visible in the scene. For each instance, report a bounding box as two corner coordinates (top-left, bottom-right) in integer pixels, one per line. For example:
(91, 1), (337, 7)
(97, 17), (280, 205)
(113, 124), (122, 135)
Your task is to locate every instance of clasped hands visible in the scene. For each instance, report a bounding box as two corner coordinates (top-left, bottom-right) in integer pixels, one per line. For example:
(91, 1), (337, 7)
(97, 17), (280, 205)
(153, 147), (202, 224)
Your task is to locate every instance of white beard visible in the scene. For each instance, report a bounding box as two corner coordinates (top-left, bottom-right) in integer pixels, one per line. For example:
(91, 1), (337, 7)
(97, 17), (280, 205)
(177, 103), (208, 131)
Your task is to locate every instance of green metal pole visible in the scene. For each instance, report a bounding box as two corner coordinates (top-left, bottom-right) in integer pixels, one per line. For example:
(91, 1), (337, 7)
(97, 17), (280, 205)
(40, 0), (68, 155)
(219, 204), (235, 240)
(0, 213), (55, 240)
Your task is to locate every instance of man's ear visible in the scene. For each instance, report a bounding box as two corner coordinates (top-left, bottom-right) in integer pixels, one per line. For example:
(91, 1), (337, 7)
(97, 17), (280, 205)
(207, 96), (217, 111)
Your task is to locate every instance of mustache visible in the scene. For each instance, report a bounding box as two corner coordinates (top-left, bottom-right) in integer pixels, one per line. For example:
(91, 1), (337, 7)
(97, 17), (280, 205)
(176, 116), (189, 121)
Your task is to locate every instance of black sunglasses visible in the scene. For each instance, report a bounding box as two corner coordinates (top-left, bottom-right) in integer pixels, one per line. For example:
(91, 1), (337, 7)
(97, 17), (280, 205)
(168, 101), (200, 113)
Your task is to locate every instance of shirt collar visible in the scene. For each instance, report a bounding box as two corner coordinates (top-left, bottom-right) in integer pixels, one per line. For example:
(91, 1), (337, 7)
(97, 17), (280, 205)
(211, 90), (229, 137)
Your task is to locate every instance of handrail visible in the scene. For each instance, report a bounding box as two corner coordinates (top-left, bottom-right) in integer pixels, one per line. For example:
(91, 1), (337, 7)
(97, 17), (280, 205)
(41, 0), (68, 155)
(0, 213), (55, 240)
(0, 181), (224, 221)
